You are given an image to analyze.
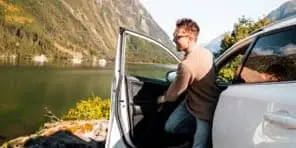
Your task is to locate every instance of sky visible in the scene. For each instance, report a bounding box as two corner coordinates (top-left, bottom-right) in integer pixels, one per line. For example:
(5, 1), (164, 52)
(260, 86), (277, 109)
(140, 0), (289, 44)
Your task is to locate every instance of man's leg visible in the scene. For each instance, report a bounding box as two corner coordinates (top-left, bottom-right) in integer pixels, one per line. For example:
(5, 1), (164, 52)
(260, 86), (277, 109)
(192, 117), (210, 148)
(164, 100), (195, 135)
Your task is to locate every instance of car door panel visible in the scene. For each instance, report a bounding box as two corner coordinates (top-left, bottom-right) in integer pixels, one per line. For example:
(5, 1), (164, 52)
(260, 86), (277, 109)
(213, 83), (296, 148)
(125, 75), (169, 124)
(125, 75), (192, 147)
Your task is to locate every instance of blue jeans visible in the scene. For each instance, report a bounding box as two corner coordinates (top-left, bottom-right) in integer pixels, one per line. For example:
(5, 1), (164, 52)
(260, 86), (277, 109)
(164, 100), (210, 148)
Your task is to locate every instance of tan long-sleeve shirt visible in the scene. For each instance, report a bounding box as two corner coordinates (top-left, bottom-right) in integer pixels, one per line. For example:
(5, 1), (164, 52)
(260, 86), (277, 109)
(164, 45), (221, 121)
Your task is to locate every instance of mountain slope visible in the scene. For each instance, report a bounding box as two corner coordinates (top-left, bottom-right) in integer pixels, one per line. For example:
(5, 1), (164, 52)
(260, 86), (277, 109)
(267, 0), (296, 21)
(0, 0), (174, 62)
(204, 34), (224, 54)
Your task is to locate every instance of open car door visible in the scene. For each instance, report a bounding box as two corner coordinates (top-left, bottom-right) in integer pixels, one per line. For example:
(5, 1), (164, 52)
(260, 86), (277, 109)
(106, 27), (192, 148)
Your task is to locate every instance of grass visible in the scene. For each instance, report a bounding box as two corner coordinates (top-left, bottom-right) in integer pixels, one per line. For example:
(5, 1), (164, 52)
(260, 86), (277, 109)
(62, 96), (111, 120)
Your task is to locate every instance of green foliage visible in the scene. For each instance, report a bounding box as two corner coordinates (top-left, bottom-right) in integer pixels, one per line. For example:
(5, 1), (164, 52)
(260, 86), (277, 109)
(218, 16), (272, 82)
(0, 0), (101, 60)
(220, 16), (272, 54)
(218, 55), (243, 82)
(62, 96), (111, 120)
(0, 5), (4, 22)
(0, 0), (55, 58)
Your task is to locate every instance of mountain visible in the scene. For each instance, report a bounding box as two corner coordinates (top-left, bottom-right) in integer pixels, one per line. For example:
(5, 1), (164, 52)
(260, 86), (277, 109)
(205, 0), (296, 54)
(0, 0), (174, 62)
(267, 0), (296, 21)
(204, 34), (224, 54)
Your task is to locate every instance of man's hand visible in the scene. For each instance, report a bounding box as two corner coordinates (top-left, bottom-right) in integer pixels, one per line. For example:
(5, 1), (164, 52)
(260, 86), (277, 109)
(157, 95), (166, 104)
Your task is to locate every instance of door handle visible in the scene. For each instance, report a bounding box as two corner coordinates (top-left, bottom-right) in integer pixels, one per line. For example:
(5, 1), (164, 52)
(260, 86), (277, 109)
(263, 112), (296, 129)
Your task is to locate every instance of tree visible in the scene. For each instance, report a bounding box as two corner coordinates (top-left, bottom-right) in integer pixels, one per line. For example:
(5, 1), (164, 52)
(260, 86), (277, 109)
(220, 16), (272, 54)
(218, 16), (272, 82)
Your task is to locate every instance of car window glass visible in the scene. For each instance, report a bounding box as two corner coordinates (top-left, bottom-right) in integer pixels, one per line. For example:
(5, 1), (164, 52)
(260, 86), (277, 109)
(125, 35), (179, 80)
(217, 54), (243, 83)
(240, 28), (296, 83)
(217, 44), (250, 83)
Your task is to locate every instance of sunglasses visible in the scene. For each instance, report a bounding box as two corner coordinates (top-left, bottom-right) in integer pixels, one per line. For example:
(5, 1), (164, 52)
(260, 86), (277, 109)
(173, 35), (189, 41)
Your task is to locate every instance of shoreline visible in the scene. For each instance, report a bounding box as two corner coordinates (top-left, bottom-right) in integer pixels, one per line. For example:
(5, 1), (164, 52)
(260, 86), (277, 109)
(1, 120), (109, 148)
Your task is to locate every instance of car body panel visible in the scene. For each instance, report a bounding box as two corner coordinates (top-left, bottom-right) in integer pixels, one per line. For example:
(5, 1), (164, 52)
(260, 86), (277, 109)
(213, 82), (296, 148)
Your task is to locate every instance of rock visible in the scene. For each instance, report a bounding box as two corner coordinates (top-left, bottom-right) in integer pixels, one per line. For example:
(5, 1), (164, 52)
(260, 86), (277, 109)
(0, 135), (7, 146)
(98, 59), (107, 67)
(1, 120), (108, 148)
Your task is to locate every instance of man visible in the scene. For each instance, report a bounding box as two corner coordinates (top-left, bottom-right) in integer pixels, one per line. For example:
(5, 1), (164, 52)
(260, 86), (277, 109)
(158, 18), (221, 148)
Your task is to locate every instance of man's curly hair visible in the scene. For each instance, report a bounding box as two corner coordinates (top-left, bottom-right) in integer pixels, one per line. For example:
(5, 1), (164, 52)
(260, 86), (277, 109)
(176, 18), (200, 37)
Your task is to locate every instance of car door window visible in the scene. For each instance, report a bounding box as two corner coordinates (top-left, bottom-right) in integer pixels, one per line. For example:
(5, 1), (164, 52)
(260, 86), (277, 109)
(240, 28), (296, 83)
(216, 42), (251, 84)
(217, 54), (243, 83)
(125, 34), (179, 80)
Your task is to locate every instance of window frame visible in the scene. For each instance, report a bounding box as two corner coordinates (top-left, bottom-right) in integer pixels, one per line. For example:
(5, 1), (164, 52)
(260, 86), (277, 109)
(234, 25), (296, 85)
(123, 31), (180, 80)
(214, 37), (254, 86)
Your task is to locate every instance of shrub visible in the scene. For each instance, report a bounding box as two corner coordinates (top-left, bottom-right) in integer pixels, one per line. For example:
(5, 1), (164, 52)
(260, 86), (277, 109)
(218, 54), (243, 82)
(62, 96), (111, 120)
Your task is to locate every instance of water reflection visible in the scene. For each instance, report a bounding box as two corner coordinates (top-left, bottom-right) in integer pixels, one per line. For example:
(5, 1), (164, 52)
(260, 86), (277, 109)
(0, 56), (111, 69)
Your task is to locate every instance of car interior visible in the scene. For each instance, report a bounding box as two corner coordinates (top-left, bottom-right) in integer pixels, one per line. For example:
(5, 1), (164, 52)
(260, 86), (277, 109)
(125, 74), (192, 148)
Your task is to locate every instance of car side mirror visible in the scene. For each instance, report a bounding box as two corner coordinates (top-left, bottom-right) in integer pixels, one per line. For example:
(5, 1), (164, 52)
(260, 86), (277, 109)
(166, 71), (177, 82)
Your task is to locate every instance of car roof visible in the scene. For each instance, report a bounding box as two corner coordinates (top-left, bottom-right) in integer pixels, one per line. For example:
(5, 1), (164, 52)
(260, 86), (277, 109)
(232, 15), (296, 48)
(263, 15), (296, 32)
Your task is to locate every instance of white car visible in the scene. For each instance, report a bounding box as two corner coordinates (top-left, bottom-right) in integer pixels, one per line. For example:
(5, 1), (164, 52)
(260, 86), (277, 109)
(106, 16), (296, 148)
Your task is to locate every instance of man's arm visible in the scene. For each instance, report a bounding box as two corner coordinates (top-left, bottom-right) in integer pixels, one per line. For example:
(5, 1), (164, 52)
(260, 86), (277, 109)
(163, 63), (193, 102)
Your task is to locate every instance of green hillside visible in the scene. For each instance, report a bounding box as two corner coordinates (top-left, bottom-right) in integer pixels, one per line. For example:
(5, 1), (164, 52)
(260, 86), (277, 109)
(0, 0), (174, 64)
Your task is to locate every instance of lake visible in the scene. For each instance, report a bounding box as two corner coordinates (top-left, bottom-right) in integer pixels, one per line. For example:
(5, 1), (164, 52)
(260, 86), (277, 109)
(0, 62), (176, 143)
(0, 64), (114, 142)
